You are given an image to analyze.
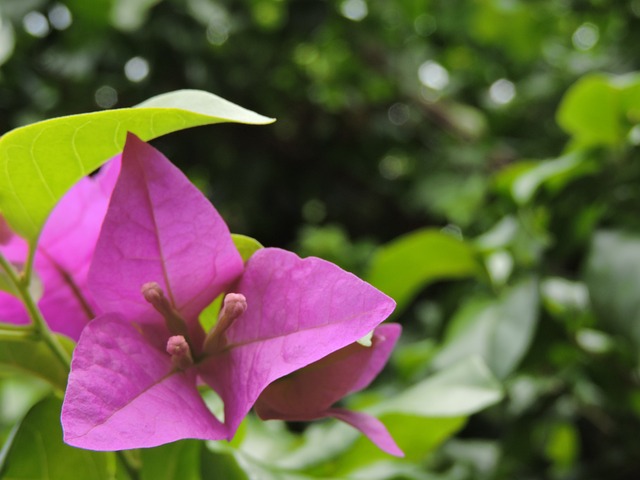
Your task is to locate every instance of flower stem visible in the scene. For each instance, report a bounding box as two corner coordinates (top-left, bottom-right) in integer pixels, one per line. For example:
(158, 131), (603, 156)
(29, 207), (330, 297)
(0, 253), (70, 368)
(23, 244), (36, 287)
(117, 450), (140, 479)
(0, 323), (38, 342)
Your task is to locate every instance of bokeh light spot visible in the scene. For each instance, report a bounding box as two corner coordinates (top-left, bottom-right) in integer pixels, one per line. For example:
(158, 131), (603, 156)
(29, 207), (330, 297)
(489, 79), (516, 105)
(379, 154), (409, 180)
(340, 0), (368, 21)
(124, 56), (150, 82)
(95, 86), (118, 109)
(48, 4), (72, 31)
(207, 18), (230, 45)
(418, 61), (449, 90)
(414, 14), (436, 36)
(572, 23), (599, 51)
(388, 103), (410, 126)
(23, 11), (50, 38)
(302, 199), (327, 224)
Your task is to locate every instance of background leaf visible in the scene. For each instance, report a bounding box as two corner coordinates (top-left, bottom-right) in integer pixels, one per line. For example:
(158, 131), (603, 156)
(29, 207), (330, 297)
(378, 356), (504, 417)
(140, 440), (201, 480)
(367, 229), (482, 314)
(250, 357), (503, 477)
(584, 230), (640, 347)
(508, 153), (598, 205)
(0, 90), (273, 242)
(557, 73), (640, 149)
(0, 334), (74, 391)
(231, 234), (264, 263)
(432, 278), (539, 379)
(0, 396), (115, 480)
(556, 74), (622, 148)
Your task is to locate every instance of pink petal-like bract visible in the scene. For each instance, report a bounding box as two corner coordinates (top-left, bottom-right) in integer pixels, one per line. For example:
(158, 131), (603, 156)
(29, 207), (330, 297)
(64, 135), (397, 451)
(88, 133), (243, 347)
(327, 408), (404, 457)
(0, 157), (120, 340)
(255, 323), (403, 456)
(198, 247), (396, 438)
(61, 314), (226, 450)
(64, 134), (245, 450)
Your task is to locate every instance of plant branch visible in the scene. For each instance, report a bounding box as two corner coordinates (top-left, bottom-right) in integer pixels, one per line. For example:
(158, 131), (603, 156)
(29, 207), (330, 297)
(0, 323), (38, 341)
(117, 450), (141, 479)
(0, 253), (70, 368)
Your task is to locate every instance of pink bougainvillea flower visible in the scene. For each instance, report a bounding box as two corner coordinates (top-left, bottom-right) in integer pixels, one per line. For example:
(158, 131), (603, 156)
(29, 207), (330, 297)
(61, 133), (398, 452)
(254, 323), (403, 456)
(0, 157), (120, 340)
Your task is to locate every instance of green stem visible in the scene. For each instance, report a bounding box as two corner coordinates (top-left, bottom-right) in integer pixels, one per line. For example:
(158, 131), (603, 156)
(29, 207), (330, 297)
(23, 245), (36, 287)
(0, 323), (38, 341)
(117, 450), (140, 479)
(0, 253), (70, 368)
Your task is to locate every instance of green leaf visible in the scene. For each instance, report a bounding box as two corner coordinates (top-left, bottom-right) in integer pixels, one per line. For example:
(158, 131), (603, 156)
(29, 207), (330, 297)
(584, 230), (640, 347)
(507, 152), (598, 205)
(432, 278), (539, 379)
(367, 229), (482, 314)
(315, 416), (466, 477)
(140, 440), (201, 480)
(232, 234), (264, 263)
(556, 73), (640, 148)
(557, 74), (622, 147)
(200, 444), (249, 480)
(199, 236), (263, 330)
(0, 89), (274, 242)
(207, 438), (313, 480)
(0, 333), (74, 391)
(0, 396), (116, 480)
(378, 356), (503, 417)
(269, 357), (502, 477)
(544, 421), (580, 471)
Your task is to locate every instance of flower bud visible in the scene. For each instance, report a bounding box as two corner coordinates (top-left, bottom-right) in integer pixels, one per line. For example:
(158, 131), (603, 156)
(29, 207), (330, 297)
(142, 282), (189, 337)
(203, 293), (247, 354)
(166, 335), (194, 370)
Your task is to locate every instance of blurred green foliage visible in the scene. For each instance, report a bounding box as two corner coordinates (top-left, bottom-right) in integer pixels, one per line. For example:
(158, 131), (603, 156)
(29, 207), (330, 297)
(2, 0), (640, 478)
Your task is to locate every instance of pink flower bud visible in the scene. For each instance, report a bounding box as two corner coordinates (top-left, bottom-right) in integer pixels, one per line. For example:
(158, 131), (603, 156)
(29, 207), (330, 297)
(141, 282), (189, 337)
(203, 293), (247, 354)
(166, 335), (193, 369)
(141, 282), (169, 310)
(220, 293), (248, 323)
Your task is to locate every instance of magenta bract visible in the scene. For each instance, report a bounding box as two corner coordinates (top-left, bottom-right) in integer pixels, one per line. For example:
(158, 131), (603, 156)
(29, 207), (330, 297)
(0, 157), (120, 340)
(255, 323), (403, 456)
(61, 133), (400, 453)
